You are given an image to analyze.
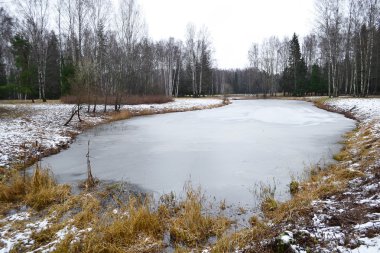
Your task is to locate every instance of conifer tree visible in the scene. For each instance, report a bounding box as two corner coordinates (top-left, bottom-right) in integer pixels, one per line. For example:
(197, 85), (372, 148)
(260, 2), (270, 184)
(0, 48), (6, 86)
(287, 33), (307, 96)
(45, 31), (61, 99)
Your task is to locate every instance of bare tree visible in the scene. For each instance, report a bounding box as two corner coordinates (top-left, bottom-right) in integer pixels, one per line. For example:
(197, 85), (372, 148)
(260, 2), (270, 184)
(248, 43), (260, 69)
(315, 0), (344, 97)
(302, 34), (318, 70)
(185, 23), (197, 96)
(17, 0), (49, 101)
(360, 0), (378, 96)
(196, 26), (212, 95)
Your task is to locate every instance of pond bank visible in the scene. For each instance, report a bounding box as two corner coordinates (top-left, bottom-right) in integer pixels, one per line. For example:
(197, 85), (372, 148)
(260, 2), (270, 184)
(0, 98), (225, 170)
(0, 97), (379, 252)
(220, 97), (380, 252)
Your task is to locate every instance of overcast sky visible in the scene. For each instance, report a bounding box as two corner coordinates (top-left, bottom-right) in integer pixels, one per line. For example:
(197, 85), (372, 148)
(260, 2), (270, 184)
(137, 0), (315, 69)
(4, 0), (316, 69)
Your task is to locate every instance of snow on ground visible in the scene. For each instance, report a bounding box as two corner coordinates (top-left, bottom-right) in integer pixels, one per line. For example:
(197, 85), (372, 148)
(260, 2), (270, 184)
(2, 97), (380, 252)
(0, 99), (222, 167)
(326, 98), (380, 138)
(326, 98), (380, 122)
(0, 211), (88, 253)
(282, 98), (380, 252)
(123, 98), (222, 113)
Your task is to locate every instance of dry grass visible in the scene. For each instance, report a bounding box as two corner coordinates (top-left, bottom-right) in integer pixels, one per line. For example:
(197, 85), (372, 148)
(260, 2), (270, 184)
(0, 99), (61, 104)
(0, 166), (71, 210)
(333, 149), (351, 161)
(107, 110), (133, 122)
(55, 196), (165, 253)
(289, 180), (300, 195)
(72, 195), (101, 229)
(43, 184), (232, 252)
(210, 102), (378, 252)
(169, 187), (231, 248)
(130, 103), (224, 118)
(30, 223), (65, 247)
(313, 98), (357, 121)
(123, 95), (174, 105)
(0, 107), (26, 119)
(261, 196), (279, 214)
(212, 222), (275, 253)
(61, 95), (173, 105)
(0, 170), (28, 202)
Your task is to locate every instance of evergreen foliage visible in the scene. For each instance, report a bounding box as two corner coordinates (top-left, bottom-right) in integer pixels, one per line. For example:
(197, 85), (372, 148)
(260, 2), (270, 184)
(45, 32), (61, 99)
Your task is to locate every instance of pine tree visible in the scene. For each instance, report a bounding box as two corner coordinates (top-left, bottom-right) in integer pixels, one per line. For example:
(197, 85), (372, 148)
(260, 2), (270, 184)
(45, 31), (61, 99)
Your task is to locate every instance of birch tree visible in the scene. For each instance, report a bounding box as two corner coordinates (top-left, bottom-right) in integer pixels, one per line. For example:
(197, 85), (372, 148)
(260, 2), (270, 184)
(315, 0), (344, 97)
(185, 23), (197, 96)
(17, 0), (49, 101)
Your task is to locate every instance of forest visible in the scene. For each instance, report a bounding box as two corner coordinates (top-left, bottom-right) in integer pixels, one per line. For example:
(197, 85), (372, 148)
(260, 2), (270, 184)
(0, 0), (379, 107)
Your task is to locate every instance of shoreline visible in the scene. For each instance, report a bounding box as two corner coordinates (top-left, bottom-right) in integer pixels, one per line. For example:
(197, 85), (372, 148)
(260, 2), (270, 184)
(1, 97), (379, 252)
(217, 97), (380, 252)
(0, 98), (226, 171)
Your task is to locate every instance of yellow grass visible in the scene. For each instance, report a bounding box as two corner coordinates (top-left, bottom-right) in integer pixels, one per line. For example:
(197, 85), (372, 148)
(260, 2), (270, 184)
(169, 187), (231, 247)
(108, 110), (133, 121)
(0, 166), (71, 210)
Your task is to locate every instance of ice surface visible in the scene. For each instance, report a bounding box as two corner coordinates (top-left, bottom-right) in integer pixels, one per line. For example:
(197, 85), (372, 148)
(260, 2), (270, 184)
(0, 99), (222, 167)
(40, 100), (355, 204)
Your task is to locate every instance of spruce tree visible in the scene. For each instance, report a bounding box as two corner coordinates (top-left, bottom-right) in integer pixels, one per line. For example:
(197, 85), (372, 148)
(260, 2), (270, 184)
(0, 47), (7, 99)
(12, 34), (37, 101)
(287, 33), (307, 96)
(310, 64), (321, 95)
(0, 49), (6, 85)
(45, 31), (61, 99)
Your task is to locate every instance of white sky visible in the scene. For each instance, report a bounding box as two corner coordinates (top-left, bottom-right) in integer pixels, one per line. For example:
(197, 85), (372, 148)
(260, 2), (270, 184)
(3, 0), (316, 69)
(137, 0), (315, 69)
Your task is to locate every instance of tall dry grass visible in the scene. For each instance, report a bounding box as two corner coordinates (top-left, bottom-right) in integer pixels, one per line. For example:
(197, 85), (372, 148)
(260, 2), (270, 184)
(169, 186), (231, 247)
(55, 196), (165, 253)
(0, 166), (71, 210)
(50, 185), (232, 252)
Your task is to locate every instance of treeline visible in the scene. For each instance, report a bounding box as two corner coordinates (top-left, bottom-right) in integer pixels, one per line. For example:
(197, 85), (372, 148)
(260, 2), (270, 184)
(224, 0), (380, 97)
(1, 0), (379, 103)
(0, 0), (215, 107)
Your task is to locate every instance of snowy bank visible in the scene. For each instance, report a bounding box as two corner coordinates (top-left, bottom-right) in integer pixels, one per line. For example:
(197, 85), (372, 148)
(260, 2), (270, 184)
(326, 98), (380, 123)
(279, 98), (380, 253)
(0, 98), (223, 167)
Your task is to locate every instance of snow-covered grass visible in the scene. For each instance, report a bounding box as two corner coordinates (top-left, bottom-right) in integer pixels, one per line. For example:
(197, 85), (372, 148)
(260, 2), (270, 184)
(0, 98), (223, 168)
(0, 211), (88, 253)
(326, 98), (380, 122)
(1, 96), (380, 252)
(277, 97), (380, 252)
(0, 181), (232, 253)
(211, 97), (380, 252)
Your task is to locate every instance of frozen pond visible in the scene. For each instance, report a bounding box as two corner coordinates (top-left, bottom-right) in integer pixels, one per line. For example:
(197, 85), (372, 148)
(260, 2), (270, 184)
(41, 100), (355, 206)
